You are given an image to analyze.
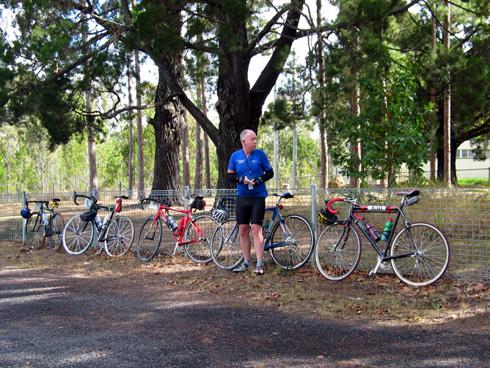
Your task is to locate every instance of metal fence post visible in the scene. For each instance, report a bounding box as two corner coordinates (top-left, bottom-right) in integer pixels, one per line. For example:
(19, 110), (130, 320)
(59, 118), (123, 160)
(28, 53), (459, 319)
(21, 191), (26, 243)
(310, 184), (317, 267)
(184, 186), (189, 209)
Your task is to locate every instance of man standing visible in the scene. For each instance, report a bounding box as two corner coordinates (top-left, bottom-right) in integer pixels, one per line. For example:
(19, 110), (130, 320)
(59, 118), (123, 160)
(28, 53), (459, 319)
(227, 129), (274, 275)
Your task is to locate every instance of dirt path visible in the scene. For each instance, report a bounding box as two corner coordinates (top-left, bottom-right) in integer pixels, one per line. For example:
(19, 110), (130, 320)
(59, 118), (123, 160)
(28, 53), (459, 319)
(1, 241), (490, 367)
(1, 267), (490, 367)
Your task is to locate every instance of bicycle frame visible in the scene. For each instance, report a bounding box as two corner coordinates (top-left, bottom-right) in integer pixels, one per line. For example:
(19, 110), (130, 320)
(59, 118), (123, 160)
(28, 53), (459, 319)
(147, 203), (206, 246)
(317, 190), (450, 286)
(263, 193), (296, 251)
(73, 193), (126, 245)
(26, 200), (57, 237)
(221, 193), (298, 252)
(328, 193), (421, 275)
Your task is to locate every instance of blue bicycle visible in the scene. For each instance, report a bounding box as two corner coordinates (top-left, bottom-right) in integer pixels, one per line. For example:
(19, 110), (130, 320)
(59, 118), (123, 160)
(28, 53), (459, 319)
(210, 193), (315, 270)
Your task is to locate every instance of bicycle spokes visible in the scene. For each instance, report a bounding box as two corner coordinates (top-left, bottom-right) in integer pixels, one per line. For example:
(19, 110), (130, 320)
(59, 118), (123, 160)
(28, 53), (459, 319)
(145, 222), (159, 241)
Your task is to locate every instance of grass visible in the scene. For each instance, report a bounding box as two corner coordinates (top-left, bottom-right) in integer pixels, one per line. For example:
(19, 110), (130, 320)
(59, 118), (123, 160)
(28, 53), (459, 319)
(458, 178), (490, 187)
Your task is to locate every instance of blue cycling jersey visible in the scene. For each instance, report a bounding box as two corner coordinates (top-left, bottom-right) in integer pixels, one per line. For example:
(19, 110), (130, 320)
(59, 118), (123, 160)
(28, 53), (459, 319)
(228, 149), (272, 197)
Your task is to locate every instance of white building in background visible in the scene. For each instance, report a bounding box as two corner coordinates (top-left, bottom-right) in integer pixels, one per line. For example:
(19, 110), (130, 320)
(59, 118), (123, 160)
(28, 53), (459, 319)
(422, 140), (490, 180)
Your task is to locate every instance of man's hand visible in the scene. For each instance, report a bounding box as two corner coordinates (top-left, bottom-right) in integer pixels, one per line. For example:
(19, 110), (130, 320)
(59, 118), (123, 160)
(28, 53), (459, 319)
(244, 177), (255, 186)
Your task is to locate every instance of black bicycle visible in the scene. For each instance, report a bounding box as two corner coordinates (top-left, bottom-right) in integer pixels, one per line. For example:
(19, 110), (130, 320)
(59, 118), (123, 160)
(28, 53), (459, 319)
(315, 190), (450, 287)
(62, 192), (134, 257)
(22, 198), (64, 251)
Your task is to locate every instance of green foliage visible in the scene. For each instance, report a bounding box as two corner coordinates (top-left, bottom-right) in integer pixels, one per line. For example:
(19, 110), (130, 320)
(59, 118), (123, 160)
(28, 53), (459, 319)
(329, 68), (431, 182)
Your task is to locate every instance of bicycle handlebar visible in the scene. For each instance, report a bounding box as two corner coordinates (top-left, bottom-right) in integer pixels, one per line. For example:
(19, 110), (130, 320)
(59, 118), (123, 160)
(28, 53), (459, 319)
(72, 191), (95, 206)
(139, 197), (171, 210)
(326, 190), (421, 217)
(326, 198), (343, 214)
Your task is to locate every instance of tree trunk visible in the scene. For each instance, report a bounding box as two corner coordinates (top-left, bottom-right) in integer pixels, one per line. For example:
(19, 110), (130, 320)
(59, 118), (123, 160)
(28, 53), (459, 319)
(443, 0), (452, 187)
(82, 5), (97, 192)
(135, 49), (145, 196)
(317, 0), (328, 189)
(194, 120), (203, 188)
(127, 55), (134, 195)
(213, 0), (305, 188)
(151, 60), (184, 192)
(144, 2), (304, 189)
(429, 8), (437, 181)
(194, 83), (202, 188)
(201, 78), (211, 190)
(350, 83), (361, 189)
(182, 111), (190, 187)
(86, 90), (98, 192)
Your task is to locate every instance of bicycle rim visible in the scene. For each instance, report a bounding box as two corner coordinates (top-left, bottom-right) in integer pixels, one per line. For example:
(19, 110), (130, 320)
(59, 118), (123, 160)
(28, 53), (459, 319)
(184, 215), (218, 264)
(104, 216), (135, 257)
(270, 215), (315, 270)
(390, 222), (450, 287)
(315, 223), (361, 281)
(210, 219), (243, 270)
(136, 216), (162, 262)
(25, 213), (44, 250)
(47, 213), (64, 252)
(62, 214), (95, 255)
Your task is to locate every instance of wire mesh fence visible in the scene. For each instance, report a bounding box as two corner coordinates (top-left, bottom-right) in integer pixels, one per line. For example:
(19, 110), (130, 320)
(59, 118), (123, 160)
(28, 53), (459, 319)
(1, 186), (488, 283)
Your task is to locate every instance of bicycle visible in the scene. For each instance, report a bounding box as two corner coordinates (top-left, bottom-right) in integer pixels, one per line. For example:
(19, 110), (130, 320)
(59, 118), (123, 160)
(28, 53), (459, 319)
(21, 198), (64, 251)
(210, 192), (315, 271)
(62, 192), (135, 257)
(315, 190), (451, 287)
(136, 194), (222, 263)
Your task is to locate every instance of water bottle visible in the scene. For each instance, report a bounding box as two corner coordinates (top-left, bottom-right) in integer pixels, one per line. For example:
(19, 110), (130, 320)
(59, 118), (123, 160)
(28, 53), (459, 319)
(263, 221), (270, 237)
(102, 214), (110, 229)
(94, 215), (102, 229)
(42, 212), (49, 225)
(380, 218), (394, 242)
(365, 221), (380, 242)
(175, 217), (186, 236)
(167, 215), (178, 232)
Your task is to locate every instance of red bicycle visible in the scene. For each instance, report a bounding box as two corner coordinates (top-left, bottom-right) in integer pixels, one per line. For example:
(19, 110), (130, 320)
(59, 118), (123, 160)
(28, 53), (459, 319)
(136, 195), (223, 263)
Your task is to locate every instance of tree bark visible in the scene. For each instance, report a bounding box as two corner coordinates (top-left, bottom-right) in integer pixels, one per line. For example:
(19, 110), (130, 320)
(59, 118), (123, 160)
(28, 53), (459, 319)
(151, 59), (185, 192)
(443, 0), (452, 187)
(213, 0), (305, 188)
(134, 49), (145, 196)
(127, 55), (134, 195)
(182, 111), (190, 187)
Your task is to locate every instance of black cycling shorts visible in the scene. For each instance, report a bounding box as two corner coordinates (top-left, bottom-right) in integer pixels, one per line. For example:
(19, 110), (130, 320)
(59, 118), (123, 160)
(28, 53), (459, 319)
(236, 196), (266, 226)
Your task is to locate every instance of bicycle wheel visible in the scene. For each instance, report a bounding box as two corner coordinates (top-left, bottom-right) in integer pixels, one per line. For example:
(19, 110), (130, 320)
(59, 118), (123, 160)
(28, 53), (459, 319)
(269, 214), (315, 270)
(25, 213), (44, 250)
(184, 214), (220, 264)
(136, 216), (162, 262)
(46, 213), (64, 252)
(390, 222), (450, 287)
(315, 222), (361, 281)
(104, 215), (135, 257)
(62, 214), (95, 255)
(210, 218), (243, 270)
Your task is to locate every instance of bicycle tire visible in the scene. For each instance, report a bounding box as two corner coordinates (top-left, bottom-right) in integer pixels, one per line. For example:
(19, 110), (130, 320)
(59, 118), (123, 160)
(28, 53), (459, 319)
(25, 213), (44, 250)
(184, 214), (220, 264)
(104, 215), (135, 257)
(62, 214), (95, 255)
(269, 214), (315, 270)
(390, 222), (450, 287)
(136, 216), (162, 262)
(46, 212), (64, 252)
(210, 218), (243, 270)
(315, 222), (362, 281)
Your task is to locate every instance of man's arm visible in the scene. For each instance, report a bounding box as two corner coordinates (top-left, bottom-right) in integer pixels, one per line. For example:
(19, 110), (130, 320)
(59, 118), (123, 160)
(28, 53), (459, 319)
(252, 169), (274, 185)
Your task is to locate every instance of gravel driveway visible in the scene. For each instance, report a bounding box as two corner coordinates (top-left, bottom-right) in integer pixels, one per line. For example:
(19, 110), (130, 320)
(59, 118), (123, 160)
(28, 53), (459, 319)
(1, 266), (489, 368)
